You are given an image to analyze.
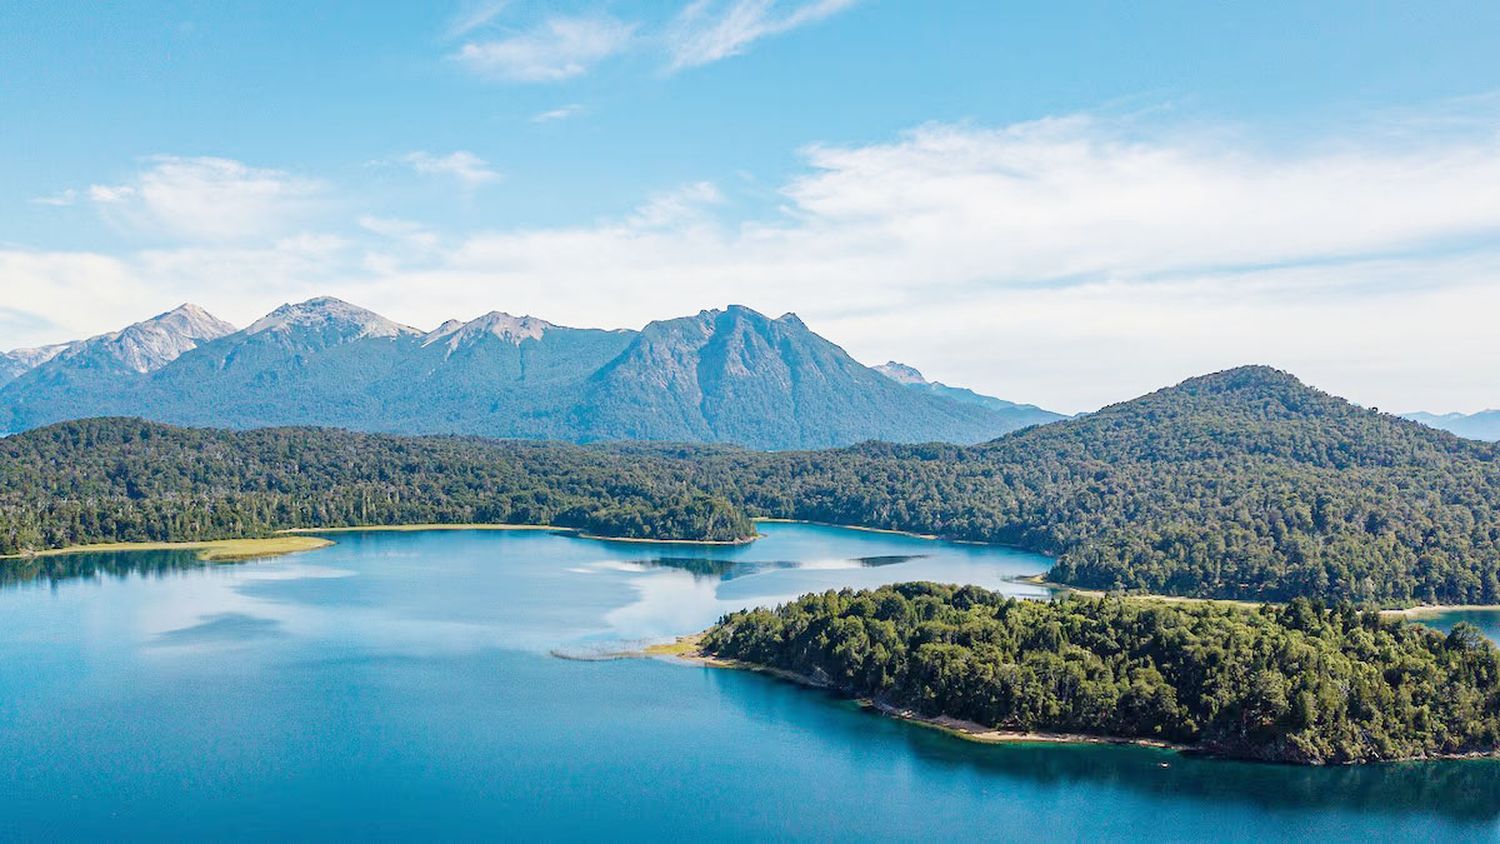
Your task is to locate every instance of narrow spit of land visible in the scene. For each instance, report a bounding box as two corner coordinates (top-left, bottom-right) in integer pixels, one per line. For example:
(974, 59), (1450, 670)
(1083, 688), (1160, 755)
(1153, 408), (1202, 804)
(0, 535), (333, 562)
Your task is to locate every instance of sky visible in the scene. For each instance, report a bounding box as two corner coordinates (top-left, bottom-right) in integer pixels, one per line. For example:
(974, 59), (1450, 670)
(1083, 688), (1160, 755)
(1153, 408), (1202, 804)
(3, 0), (1499, 414)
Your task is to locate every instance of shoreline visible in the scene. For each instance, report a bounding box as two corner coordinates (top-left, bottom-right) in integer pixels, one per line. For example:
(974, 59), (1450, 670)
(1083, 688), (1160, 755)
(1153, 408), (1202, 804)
(1381, 604), (1500, 618)
(1022, 575), (1500, 616)
(646, 634), (1190, 753)
(755, 518), (941, 541)
(644, 633), (1500, 764)
(0, 535), (333, 562)
(286, 523), (759, 546)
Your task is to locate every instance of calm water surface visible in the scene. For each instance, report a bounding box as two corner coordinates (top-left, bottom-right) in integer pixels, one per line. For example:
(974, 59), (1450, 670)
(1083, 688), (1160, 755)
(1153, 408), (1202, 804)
(1, 523), (1497, 841)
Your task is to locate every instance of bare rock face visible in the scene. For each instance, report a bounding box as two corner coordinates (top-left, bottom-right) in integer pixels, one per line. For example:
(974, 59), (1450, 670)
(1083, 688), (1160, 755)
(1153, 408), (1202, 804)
(1, 343), (71, 386)
(422, 312), (554, 355)
(873, 361), (929, 385)
(3, 303), (237, 380)
(90, 303), (238, 373)
(246, 296), (421, 344)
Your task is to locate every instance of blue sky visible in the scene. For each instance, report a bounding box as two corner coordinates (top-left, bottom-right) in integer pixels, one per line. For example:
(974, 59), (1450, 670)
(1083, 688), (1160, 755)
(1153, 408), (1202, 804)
(4, 1), (1500, 412)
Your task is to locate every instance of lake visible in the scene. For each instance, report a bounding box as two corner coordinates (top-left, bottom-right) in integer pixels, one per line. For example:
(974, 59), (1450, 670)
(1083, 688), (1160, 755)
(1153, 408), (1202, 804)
(1, 522), (1497, 841)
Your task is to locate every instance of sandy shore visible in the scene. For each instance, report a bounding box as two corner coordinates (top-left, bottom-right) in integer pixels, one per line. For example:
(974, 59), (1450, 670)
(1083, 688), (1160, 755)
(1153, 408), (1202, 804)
(0, 535), (333, 562)
(645, 633), (1500, 763)
(647, 633), (1190, 752)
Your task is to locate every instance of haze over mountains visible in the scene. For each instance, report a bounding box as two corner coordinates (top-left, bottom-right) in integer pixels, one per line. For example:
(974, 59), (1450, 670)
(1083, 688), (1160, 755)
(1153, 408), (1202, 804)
(1402, 411), (1500, 442)
(0, 297), (1059, 449)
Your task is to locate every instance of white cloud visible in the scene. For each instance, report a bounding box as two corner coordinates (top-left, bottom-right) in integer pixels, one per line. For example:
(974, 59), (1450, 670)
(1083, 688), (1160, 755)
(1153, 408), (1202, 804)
(665, 0), (858, 70)
(530, 103), (585, 123)
(399, 150), (501, 188)
(453, 14), (635, 82)
(84, 156), (323, 241)
(30, 189), (77, 207)
(88, 184), (136, 203)
(627, 181), (724, 228)
(446, 0), (508, 38)
(11, 110), (1500, 413)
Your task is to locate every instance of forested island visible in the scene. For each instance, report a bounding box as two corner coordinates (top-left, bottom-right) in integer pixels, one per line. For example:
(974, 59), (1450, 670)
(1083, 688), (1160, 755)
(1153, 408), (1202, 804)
(699, 583), (1500, 764)
(4, 366), (1499, 607)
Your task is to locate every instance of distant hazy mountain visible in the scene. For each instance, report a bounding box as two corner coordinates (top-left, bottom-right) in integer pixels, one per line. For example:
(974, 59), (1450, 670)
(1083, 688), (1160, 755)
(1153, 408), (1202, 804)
(874, 361), (1065, 428)
(1403, 410), (1500, 442)
(0, 298), (1054, 449)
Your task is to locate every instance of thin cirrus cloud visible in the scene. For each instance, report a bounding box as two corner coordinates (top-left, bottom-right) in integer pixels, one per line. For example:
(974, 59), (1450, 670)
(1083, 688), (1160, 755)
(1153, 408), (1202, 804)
(449, 1), (860, 83)
(30, 189), (78, 207)
(530, 103), (585, 123)
(8, 109), (1500, 412)
(446, 0), (509, 38)
(399, 150), (502, 188)
(451, 14), (636, 82)
(664, 0), (860, 71)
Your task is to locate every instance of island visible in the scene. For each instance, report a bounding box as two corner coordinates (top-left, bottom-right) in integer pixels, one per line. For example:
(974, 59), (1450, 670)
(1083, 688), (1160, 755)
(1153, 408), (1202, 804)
(684, 583), (1500, 765)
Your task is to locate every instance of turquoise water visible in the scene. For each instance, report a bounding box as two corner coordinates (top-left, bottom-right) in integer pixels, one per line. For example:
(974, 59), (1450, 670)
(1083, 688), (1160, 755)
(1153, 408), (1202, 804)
(1, 522), (1496, 841)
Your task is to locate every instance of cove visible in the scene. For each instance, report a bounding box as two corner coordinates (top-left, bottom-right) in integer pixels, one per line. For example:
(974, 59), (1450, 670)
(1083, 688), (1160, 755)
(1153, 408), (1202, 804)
(0, 522), (1495, 841)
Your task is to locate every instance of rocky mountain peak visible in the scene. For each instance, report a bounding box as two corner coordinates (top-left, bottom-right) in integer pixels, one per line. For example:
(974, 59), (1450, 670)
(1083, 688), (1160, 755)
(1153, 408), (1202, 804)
(874, 361), (929, 385)
(246, 296), (419, 341)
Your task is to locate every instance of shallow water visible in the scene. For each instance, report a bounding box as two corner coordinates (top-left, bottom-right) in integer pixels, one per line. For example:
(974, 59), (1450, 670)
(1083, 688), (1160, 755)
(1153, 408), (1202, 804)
(0, 523), (1495, 841)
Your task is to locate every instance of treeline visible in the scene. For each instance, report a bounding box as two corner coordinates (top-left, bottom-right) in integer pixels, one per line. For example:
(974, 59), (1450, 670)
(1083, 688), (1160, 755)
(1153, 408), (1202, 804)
(4, 366), (1500, 607)
(707, 366), (1500, 606)
(0, 417), (752, 552)
(702, 583), (1500, 764)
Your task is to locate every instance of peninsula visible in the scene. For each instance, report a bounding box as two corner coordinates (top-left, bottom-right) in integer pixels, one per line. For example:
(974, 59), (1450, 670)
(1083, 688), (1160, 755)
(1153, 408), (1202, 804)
(691, 583), (1500, 765)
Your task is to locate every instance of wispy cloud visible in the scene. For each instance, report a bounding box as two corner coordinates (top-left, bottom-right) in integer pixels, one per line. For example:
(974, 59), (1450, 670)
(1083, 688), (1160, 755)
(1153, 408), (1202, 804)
(627, 181), (724, 228)
(530, 103), (585, 123)
(12, 107), (1500, 412)
(83, 156), (323, 241)
(665, 0), (858, 71)
(399, 150), (501, 188)
(30, 189), (77, 207)
(446, 0), (508, 38)
(452, 14), (635, 82)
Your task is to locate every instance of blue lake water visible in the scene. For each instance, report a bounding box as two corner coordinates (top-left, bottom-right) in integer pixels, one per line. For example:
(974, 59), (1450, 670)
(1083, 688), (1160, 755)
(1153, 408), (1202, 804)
(1, 522), (1497, 841)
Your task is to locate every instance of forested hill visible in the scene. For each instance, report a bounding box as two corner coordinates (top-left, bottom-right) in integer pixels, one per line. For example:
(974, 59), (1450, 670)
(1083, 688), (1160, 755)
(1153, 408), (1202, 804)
(4, 366), (1500, 607)
(717, 366), (1500, 605)
(702, 584), (1500, 764)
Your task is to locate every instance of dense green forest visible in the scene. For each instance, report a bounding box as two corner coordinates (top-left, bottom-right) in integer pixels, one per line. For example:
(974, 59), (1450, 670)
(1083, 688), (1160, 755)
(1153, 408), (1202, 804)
(3, 366), (1499, 607)
(709, 367), (1500, 606)
(702, 583), (1500, 764)
(0, 417), (752, 551)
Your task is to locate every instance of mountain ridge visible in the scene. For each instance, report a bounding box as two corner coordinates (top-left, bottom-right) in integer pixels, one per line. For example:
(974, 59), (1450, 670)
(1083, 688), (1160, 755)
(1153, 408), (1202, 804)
(1404, 410), (1500, 442)
(875, 359), (1067, 426)
(0, 298), (1056, 448)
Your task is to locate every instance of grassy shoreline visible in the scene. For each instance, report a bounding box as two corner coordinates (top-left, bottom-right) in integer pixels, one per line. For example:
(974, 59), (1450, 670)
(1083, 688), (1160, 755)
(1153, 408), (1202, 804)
(0, 535), (333, 562)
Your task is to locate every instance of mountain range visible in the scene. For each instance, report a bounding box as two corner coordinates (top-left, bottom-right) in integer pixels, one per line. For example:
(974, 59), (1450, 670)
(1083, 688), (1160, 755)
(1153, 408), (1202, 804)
(1402, 411), (1500, 442)
(0, 298), (1062, 449)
